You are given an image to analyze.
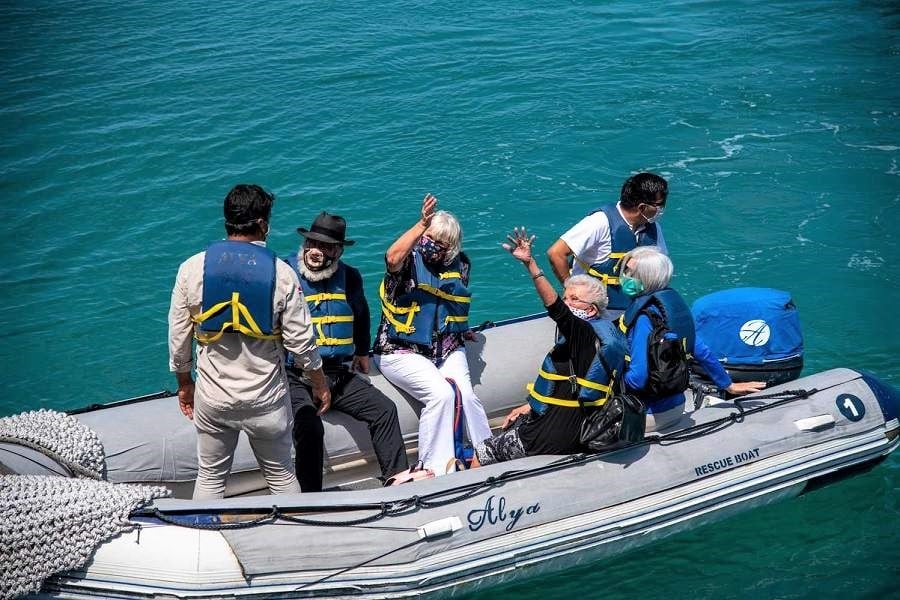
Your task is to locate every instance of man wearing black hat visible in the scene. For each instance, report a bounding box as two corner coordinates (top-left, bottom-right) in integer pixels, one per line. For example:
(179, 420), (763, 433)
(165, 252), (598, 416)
(285, 212), (409, 491)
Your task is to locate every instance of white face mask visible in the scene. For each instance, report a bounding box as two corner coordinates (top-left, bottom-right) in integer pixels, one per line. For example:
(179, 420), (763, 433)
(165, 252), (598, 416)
(641, 205), (665, 224)
(567, 305), (595, 320)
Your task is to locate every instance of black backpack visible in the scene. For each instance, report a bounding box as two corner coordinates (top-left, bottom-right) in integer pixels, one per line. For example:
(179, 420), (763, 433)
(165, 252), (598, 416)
(643, 309), (690, 398)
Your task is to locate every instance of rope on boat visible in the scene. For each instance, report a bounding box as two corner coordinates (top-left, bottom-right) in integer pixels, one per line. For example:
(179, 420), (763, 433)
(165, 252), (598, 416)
(0, 475), (170, 600)
(0, 409), (105, 479)
(0, 389), (821, 597)
(141, 388), (817, 531)
(0, 410), (172, 599)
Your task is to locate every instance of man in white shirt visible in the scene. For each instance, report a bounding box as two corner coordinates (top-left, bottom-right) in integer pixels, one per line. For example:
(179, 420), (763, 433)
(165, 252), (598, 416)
(547, 172), (669, 316)
(168, 184), (329, 499)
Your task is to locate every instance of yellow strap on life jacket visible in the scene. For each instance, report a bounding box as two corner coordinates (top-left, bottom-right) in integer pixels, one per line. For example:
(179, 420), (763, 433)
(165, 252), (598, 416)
(575, 251), (627, 285)
(439, 271), (462, 280)
(526, 383), (608, 408)
(193, 292), (282, 344)
(536, 368), (612, 394)
(444, 315), (468, 325)
(314, 329), (353, 346)
(609, 252), (626, 277)
(317, 336), (354, 346)
(574, 257), (619, 285)
(311, 315), (354, 325)
(311, 315), (354, 347)
(618, 315), (628, 334)
(416, 283), (472, 304)
(379, 280), (419, 334)
(305, 292), (347, 304)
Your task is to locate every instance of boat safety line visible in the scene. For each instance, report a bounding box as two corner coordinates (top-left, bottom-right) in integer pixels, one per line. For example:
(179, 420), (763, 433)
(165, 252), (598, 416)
(650, 388), (819, 445)
(142, 471), (520, 529)
(143, 388), (820, 531)
(471, 312), (545, 332)
(66, 390), (174, 415)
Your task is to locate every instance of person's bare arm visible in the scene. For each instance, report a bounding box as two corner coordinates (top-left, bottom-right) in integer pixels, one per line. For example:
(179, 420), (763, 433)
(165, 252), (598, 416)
(386, 194), (437, 273)
(547, 238), (573, 284)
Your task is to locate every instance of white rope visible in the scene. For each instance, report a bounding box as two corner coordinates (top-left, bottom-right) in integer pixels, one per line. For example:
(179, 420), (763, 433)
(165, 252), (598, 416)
(0, 409), (104, 478)
(0, 410), (171, 599)
(0, 475), (170, 599)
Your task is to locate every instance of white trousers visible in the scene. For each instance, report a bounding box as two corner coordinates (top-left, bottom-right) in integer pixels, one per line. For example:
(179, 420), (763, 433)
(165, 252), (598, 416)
(375, 349), (492, 474)
(193, 394), (302, 499)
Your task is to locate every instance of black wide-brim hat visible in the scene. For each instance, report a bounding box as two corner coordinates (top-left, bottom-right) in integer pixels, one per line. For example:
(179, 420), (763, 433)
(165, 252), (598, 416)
(297, 211), (355, 246)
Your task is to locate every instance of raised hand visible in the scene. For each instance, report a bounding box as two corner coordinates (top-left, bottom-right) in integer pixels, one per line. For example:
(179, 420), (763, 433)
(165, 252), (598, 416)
(502, 226), (536, 264)
(421, 193), (438, 228)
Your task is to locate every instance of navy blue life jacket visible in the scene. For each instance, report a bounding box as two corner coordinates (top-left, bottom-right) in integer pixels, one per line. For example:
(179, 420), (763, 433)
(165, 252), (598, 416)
(527, 319), (628, 415)
(575, 205), (660, 311)
(620, 288), (696, 404)
(195, 241), (279, 343)
(286, 255), (355, 360)
(379, 250), (471, 347)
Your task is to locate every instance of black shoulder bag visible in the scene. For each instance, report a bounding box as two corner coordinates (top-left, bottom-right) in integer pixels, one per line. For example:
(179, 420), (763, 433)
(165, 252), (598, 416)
(643, 309), (691, 398)
(577, 338), (647, 452)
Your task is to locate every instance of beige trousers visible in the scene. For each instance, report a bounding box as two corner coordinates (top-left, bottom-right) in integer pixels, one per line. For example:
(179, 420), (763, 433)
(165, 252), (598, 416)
(192, 394), (301, 499)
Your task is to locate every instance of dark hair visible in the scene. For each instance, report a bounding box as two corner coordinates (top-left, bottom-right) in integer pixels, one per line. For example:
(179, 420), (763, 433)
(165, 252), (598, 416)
(223, 184), (274, 235)
(619, 172), (668, 209)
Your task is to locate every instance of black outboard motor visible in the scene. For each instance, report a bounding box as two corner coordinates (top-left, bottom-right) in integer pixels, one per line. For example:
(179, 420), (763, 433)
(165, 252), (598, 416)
(690, 288), (804, 391)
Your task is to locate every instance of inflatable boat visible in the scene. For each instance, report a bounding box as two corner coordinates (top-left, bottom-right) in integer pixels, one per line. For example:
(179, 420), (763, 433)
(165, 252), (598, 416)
(2, 308), (898, 599)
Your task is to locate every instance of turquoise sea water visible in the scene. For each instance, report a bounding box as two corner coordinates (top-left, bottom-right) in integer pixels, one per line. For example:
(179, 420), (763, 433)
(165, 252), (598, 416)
(1, 1), (898, 597)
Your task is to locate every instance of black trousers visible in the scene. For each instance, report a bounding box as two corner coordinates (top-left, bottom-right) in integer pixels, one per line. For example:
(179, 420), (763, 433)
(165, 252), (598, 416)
(286, 366), (409, 492)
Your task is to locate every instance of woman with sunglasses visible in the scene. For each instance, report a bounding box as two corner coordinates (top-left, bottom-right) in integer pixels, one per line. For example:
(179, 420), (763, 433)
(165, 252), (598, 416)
(373, 193), (491, 474)
(618, 246), (765, 432)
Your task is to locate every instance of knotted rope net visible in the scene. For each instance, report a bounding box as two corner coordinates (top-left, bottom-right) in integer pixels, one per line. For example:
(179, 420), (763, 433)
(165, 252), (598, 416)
(0, 409), (104, 478)
(0, 410), (171, 599)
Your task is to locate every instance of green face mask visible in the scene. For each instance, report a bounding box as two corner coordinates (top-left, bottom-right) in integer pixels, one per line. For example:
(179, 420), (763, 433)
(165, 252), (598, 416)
(620, 275), (645, 297)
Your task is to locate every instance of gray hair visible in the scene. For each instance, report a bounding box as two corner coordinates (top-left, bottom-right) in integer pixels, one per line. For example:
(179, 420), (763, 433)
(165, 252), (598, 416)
(622, 246), (673, 293)
(428, 210), (462, 262)
(563, 274), (609, 313)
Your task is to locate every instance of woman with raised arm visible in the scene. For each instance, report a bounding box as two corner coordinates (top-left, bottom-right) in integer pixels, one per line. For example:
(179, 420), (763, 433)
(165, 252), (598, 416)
(372, 194), (491, 474)
(472, 227), (628, 467)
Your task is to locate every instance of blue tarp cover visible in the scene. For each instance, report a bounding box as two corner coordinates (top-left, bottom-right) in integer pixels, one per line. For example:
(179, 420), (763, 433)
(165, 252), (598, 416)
(691, 288), (803, 365)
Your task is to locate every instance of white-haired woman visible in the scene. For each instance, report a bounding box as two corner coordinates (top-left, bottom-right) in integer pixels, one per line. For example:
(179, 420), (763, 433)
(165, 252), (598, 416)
(471, 227), (629, 467)
(373, 194), (491, 474)
(619, 246), (765, 432)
